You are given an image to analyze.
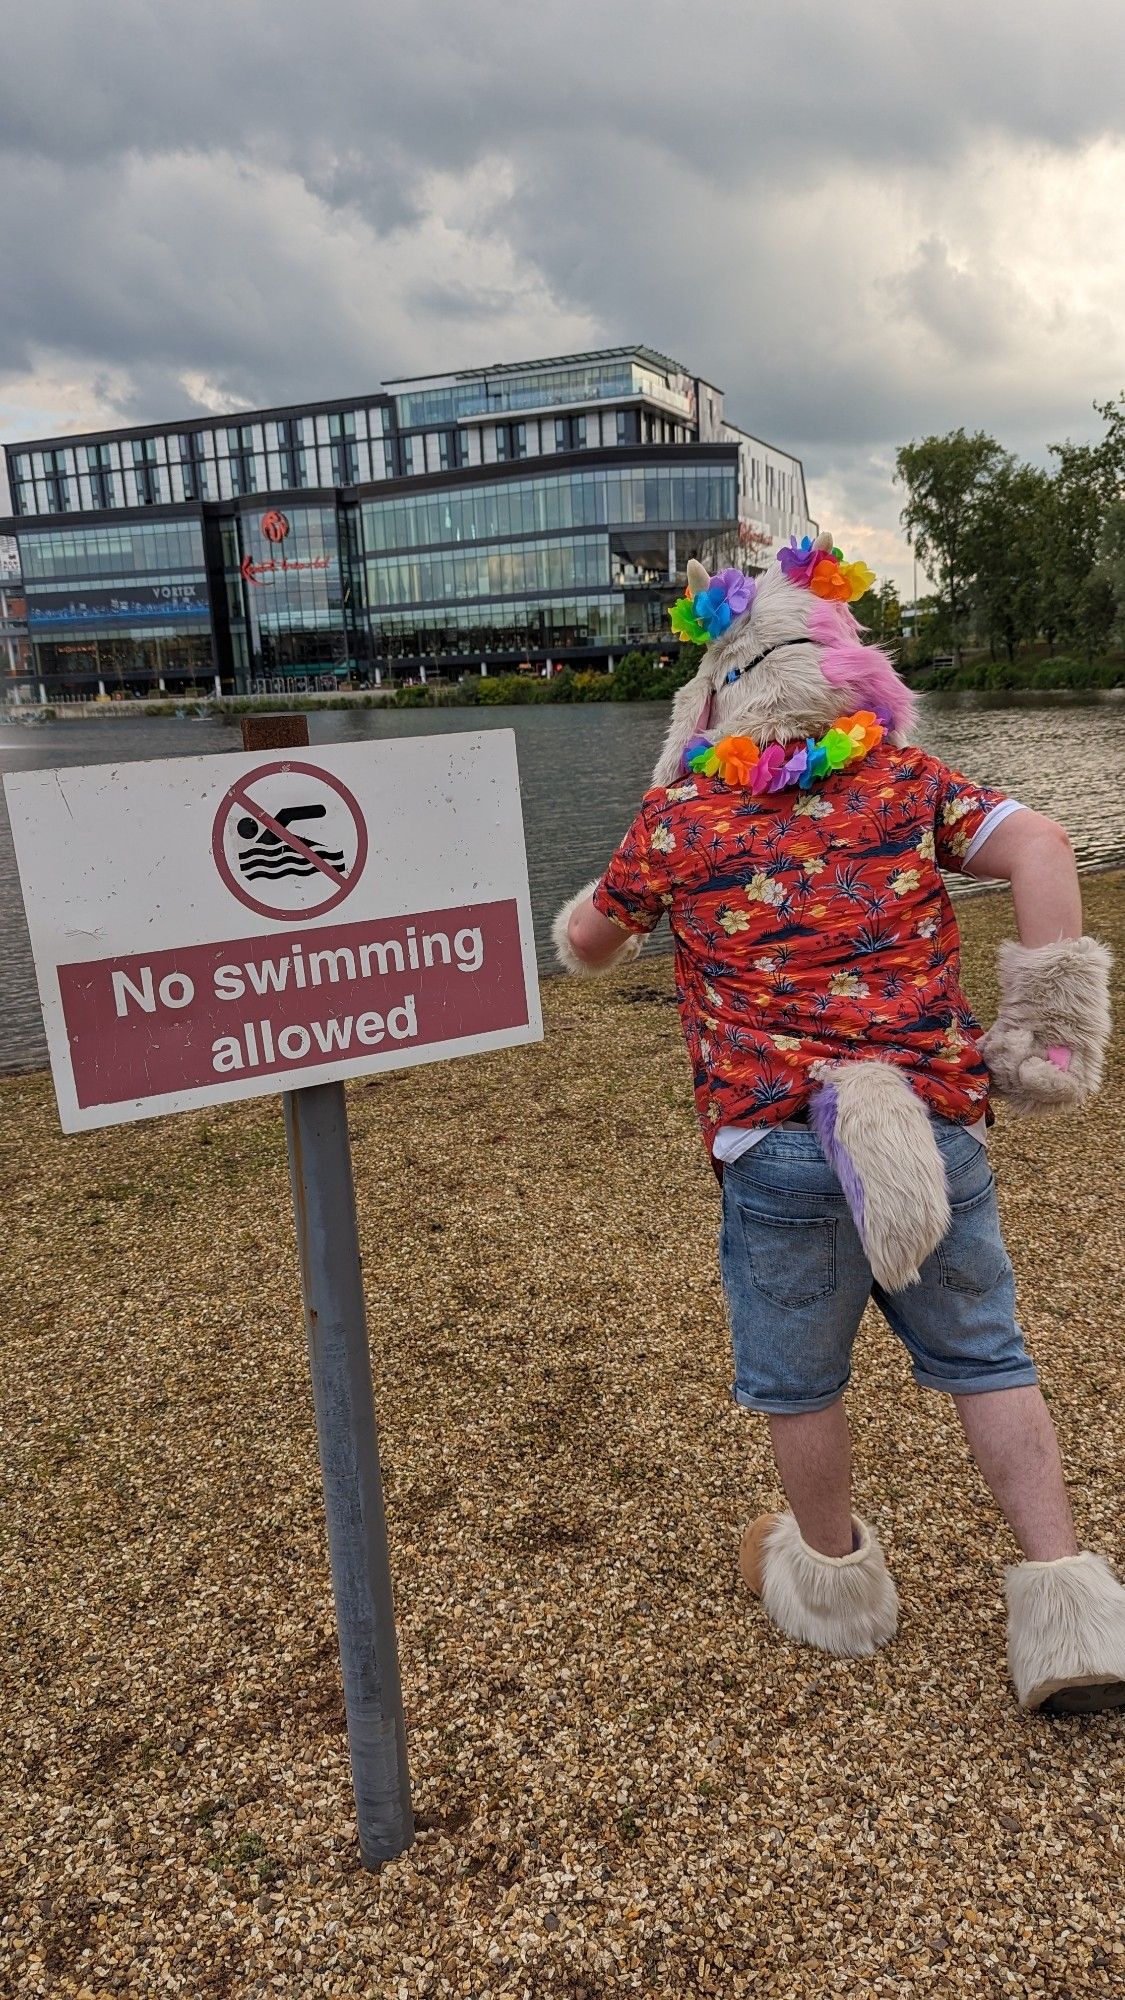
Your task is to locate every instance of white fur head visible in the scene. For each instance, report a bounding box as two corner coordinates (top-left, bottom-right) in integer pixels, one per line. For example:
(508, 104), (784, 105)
(653, 534), (916, 787)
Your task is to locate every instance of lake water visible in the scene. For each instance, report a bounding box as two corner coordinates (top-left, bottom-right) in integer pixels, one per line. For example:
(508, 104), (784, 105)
(2, 697), (1123, 1073)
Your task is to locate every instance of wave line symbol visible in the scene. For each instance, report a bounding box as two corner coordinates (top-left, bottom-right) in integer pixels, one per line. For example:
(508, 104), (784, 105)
(230, 792), (351, 888)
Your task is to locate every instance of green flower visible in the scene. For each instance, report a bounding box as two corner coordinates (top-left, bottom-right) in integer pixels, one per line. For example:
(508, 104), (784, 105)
(821, 728), (855, 770)
(670, 594), (709, 645)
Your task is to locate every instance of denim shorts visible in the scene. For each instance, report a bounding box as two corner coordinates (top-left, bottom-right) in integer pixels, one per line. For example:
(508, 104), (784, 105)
(719, 1117), (1038, 1415)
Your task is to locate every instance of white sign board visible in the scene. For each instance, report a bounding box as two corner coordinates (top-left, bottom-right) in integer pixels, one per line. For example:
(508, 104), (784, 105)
(5, 732), (542, 1132)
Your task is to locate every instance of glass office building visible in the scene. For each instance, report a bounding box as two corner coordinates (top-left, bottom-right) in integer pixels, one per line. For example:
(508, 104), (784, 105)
(1, 347), (816, 698)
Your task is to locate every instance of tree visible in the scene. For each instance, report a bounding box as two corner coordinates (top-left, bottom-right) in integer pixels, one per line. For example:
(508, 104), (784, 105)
(1072, 571), (1117, 663)
(970, 460), (1053, 661)
(1095, 499), (1125, 646)
(852, 579), (902, 645)
(1044, 395), (1125, 653)
(895, 431), (1007, 665)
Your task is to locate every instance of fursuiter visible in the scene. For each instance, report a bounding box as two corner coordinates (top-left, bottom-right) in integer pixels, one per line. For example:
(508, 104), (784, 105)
(553, 531), (1123, 1712)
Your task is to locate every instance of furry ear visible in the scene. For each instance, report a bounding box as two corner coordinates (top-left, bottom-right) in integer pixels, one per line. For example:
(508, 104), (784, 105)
(685, 557), (710, 597)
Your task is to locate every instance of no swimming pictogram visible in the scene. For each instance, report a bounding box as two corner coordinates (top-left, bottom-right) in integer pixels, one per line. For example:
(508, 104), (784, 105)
(211, 759), (368, 921)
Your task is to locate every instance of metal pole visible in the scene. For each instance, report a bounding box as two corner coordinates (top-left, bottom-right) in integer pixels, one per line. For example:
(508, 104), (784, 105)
(241, 714), (414, 1867)
(284, 1082), (414, 1864)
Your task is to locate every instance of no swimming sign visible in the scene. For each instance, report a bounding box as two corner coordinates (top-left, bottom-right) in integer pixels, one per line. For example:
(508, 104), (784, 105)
(5, 730), (543, 1132)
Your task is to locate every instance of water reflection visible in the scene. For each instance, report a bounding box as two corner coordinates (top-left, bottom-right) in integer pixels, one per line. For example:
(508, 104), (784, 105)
(2, 697), (1123, 1073)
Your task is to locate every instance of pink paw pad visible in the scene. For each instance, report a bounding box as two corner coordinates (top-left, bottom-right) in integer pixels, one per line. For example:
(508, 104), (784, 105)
(1045, 1045), (1072, 1071)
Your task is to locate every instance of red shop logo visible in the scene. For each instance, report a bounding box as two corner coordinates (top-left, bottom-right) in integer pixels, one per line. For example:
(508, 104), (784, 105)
(260, 510), (290, 543)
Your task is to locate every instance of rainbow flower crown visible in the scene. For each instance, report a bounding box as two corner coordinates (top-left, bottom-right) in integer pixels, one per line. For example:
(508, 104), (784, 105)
(670, 537), (876, 645)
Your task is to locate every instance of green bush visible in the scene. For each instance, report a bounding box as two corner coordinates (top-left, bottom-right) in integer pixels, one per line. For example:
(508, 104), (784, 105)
(475, 672), (543, 704)
(571, 669), (615, 702)
(542, 667), (576, 702)
(915, 653), (1123, 695)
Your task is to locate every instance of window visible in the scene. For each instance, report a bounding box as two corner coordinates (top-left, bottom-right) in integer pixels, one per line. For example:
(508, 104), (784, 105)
(44, 449), (71, 513)
(86, 444), (115, 509)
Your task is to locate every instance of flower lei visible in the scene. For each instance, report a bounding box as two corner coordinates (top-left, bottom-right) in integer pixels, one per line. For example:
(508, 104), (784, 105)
(777, 536), (875, 604)
(681, 710), (886, 793)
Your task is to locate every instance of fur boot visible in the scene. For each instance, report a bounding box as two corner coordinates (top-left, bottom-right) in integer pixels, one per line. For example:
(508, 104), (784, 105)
(807, 1060), (951, 1290)
(1005, 1553), (1125, 1712)
(739, 1511), (899, 1657)
(980, 937), (1112, 1112)
(552, 879), (644, 976)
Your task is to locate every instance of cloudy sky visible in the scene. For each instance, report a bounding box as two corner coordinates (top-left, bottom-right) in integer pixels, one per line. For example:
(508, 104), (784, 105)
(2, 0), (1123, 586)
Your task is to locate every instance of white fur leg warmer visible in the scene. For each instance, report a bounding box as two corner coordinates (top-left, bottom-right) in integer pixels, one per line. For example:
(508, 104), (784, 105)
(755, 1514), (899, 1658)
(551, 879), (644, 977)
(808, 1060), (951, 1291)
(1005, 1553), (1125, 1711)
(980, 936), (1112, 1113)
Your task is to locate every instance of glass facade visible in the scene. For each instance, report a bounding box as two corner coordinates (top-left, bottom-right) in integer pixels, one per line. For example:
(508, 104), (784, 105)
(358, 456), (738, 665)
(367, 533), (609, 609)
(229, 502), (358, 684)
(17, 517), (214, 691)
(371, 592), (664, 663)
(19, 518), (205, 582)
(6, 405), (388, 518)
(361, 463), (736, 553)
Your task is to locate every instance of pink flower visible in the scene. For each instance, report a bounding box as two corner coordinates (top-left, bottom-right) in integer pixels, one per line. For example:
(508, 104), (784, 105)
(751, 742), (787, 794)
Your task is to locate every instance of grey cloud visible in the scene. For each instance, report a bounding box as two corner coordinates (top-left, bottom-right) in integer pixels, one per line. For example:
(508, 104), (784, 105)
(3, 2), (1124, 187)
(1, 0), (1123, 588)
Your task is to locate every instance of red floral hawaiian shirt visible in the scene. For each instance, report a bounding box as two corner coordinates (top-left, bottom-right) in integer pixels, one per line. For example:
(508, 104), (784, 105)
(593, 743), (1012, 1154)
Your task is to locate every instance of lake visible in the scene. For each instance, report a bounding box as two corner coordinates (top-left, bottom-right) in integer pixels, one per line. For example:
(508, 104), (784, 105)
(2, 696), (1123, 1073)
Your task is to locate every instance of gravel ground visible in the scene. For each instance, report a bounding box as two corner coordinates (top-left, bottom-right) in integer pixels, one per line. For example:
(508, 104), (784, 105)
(2, 874), (1123, 1999)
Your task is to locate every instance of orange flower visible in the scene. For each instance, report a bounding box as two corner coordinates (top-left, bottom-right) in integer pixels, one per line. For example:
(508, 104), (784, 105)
(838, 710), (884, 755)
(808, 556), (852, 601)
(712, 734), (760, 785)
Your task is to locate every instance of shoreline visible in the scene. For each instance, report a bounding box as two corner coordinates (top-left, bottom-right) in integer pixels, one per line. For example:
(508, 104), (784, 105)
(3, 682), (1124, 724)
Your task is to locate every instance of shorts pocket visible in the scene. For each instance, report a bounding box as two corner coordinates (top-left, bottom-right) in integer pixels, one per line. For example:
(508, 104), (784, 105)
(735, 1206), (838, 1309)
(936, 1179), (1010, 1297)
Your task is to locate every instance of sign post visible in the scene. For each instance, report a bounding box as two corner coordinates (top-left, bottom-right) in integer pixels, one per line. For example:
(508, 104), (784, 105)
(4, 712), (543, 1869)
(244, 712), (411, 1865)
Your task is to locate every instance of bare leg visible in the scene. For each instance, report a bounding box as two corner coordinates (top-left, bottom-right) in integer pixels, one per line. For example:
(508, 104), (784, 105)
(953, 1386), (1079, 1561)
(767, 1401), (854, 1557)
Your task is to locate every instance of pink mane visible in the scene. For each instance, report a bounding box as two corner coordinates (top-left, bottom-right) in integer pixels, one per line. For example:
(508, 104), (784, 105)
(807, 602), (916, 737)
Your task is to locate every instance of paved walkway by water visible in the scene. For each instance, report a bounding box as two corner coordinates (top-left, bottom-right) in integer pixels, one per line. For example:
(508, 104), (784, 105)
(1, 875), (1122, 1997)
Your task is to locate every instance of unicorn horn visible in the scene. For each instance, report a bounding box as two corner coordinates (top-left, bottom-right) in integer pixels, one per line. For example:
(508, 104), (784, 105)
(685, 558), (711, 597)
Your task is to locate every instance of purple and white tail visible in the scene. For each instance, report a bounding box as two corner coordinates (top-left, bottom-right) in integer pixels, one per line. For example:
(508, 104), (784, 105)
(808, 1062), (951, 1291)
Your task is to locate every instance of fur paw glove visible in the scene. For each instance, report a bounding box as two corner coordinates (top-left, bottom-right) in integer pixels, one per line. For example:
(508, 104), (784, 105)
(979, 937), (1112, 1112)
(552, 879), (645, 976)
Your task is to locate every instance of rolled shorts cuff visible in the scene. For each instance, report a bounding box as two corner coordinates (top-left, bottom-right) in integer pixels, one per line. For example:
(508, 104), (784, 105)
(732, 1380), (850, 1417)
(911, 1360), (1039, 1396)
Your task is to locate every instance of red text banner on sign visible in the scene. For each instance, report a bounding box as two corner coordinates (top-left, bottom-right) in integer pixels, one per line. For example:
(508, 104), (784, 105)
(57, 899), (527, 1111)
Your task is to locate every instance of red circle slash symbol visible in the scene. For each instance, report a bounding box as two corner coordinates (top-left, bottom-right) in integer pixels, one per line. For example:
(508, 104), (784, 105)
(212, 760), (368, 921)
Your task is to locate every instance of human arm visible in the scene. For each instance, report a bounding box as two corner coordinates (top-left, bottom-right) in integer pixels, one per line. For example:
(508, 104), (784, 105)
(552, 880), (645, 974)
(552, 794), (694, 976)
(963, 808), (1111, 1111)
(962, 807), (1082, 943)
